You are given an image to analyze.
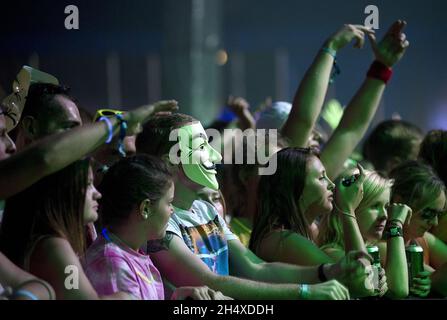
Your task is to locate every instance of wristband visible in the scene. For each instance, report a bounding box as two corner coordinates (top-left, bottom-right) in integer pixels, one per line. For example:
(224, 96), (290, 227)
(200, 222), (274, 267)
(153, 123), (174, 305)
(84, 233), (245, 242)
(299, 284), (310, 300)
(334, 203), (357, 220)
(367, 60), (393, 84)
(383, 225), (403, 240)
(321, 47), (341, 84)
(98, 116), (114, 144)
(17, 279), (55, 300)
(115, 114), (128, 157)
(12, 289), (39, 300)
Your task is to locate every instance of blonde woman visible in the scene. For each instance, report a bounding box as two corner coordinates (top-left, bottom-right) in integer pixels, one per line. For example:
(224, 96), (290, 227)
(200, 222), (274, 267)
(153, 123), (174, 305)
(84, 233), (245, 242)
(318, 170), (429, 299)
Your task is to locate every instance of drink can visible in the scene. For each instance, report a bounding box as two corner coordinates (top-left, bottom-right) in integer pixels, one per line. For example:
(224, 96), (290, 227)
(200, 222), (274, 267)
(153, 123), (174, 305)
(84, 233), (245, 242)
(366, 245), (380, 292)
(366, 245), (381, 266)
(406, 244), (424, 288)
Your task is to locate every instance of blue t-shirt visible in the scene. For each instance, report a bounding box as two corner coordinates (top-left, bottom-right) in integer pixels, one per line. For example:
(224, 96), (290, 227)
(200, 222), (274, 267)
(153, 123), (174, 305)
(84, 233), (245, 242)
(166, 200), (238, 275)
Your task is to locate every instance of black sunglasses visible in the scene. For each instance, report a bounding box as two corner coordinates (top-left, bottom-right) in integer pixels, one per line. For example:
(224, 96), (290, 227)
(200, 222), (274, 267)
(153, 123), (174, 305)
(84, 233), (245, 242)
(420, 208), (445, 221)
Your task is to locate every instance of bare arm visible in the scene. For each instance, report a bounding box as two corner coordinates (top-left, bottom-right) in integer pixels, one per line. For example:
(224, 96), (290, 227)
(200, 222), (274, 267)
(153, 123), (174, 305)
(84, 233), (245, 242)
(282, 24), (373, 148)
(0, 101), (178, 199)
(321, 20), (410, 179)
(335, 165), (367, 254)
(29, 237), (137, 300)
(0, 252), (55, 300)
(254, 231), (336, 267)
(425, 232), (447, 269)
(383, 205), (412, 298)
(29, 237), (100, 300)
(150, 234), (350, 300)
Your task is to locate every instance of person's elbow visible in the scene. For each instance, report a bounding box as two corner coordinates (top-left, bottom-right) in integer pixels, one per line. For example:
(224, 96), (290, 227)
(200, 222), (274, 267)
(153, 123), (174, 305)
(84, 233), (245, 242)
(386, 285), (409, 300)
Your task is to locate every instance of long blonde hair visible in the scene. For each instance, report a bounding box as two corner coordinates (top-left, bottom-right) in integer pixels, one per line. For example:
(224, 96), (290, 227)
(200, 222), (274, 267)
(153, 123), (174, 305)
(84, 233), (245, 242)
(318, 170), (393, 249)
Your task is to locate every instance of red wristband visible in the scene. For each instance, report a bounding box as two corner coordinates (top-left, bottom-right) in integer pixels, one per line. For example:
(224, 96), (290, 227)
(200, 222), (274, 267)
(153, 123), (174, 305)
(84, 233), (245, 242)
(367, 60), (393, 84)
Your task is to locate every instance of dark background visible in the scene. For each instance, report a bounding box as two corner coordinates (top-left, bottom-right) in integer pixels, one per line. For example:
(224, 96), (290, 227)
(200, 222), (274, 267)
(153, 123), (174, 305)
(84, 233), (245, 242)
(1, 0), (446, 131)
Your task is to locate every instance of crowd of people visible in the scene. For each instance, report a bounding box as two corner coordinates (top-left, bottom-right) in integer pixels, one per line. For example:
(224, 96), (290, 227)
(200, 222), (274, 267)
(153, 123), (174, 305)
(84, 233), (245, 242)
(0, 20), (446, 300)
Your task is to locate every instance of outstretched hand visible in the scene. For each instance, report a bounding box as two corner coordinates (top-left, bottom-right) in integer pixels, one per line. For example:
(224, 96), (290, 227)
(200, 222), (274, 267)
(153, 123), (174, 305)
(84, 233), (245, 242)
(125, 100), (178, 135)
(367, 20), (410, 67)
(325, 24), (375, 52)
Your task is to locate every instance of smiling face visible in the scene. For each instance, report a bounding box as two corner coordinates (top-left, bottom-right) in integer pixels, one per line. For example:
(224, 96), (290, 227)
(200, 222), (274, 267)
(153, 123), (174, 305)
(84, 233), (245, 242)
(300, 156), (335, 220)
(357, 188), (390, 242)
(405, 191), (446, 239)
(177, 122), (222, 190)
(1, 66), (59, 132)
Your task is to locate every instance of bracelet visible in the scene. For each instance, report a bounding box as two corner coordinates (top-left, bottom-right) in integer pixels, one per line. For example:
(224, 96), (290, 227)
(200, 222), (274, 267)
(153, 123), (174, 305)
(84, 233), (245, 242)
(334, 203), (357, 220)
(115, 114), (128, 157)
(18, 279), (55, 300)
(321, 47), (341, 84)
(98, 116), (114, 144)
(387, 219), (404, 227)
(12, 289), (39, 300)
(321, 47), (336, 59)
(298, 284), (310, 300)
(367, 60), (393, 84)
(318, 264), (328, 282)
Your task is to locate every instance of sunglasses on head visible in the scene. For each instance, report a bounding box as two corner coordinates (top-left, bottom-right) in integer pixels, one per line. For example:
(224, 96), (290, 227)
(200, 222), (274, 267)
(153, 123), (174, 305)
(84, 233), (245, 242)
(420, 208), (445, 221)
(93, 109), (123, 122)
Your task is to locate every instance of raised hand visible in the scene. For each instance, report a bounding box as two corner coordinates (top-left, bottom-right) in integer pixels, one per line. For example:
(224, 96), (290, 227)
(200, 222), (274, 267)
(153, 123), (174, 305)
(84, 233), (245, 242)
(367, 20), (410, 67)
(325, 24), (375, 52)
(125, 100), (178, 135)
(227, 96), (250, 117)
(334, 163), (366, 214)
(387, 203), (412, 226)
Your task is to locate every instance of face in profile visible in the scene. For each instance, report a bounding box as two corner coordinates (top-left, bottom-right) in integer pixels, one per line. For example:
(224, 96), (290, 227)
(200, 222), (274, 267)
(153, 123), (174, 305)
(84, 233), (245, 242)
(405, 191), (446, 239)
(83, 167), (102, 225)
(357, 188), (390, 243)
(177, 122), (222, 191)
(197, 187), (224, 218)
(37, 95), (82, 137)
(146, 182), (175, 240)
(0, 114), (17, 160)
(300, 156), (335, 217)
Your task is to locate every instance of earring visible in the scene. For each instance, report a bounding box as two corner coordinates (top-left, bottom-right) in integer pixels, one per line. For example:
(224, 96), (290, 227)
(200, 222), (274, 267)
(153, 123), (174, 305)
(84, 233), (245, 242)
(143, 209), (151, 220)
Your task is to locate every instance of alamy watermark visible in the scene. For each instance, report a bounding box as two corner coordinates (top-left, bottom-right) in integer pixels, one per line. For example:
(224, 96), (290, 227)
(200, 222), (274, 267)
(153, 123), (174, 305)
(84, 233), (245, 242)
(169, 128), (278, 176)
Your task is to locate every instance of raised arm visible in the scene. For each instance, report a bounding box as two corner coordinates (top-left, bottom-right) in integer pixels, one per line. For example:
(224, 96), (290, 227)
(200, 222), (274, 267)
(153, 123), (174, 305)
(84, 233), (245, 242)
(0, 100), (178, 199)
(321, 20), (409, 179)
(282, 24), (373, 147)
(334, 164), (368, 254)
(227, 96), (256, 131)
